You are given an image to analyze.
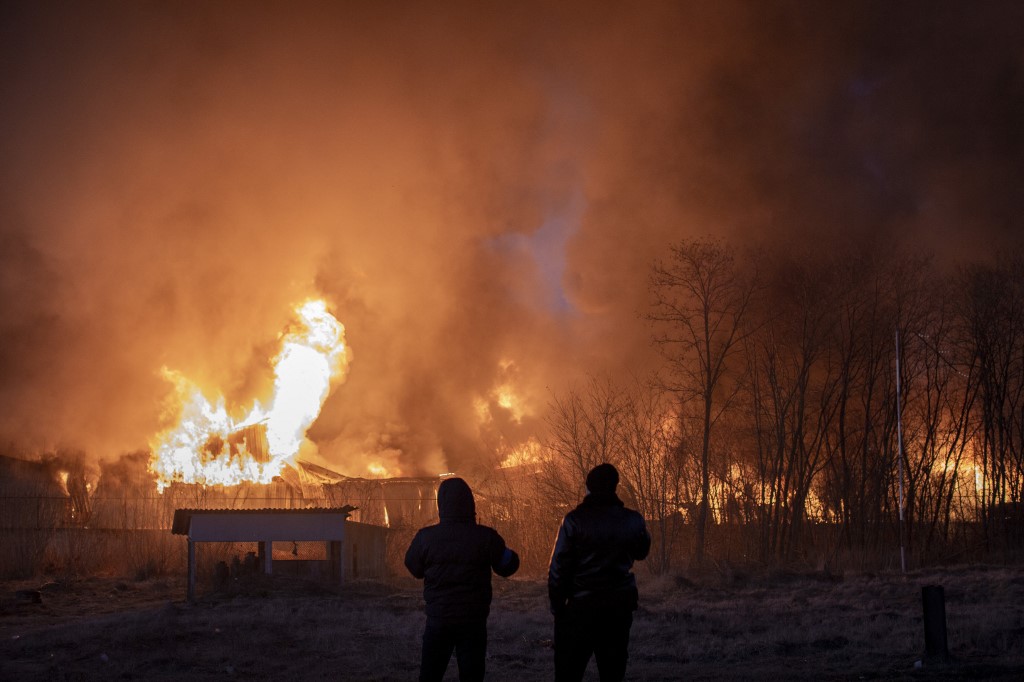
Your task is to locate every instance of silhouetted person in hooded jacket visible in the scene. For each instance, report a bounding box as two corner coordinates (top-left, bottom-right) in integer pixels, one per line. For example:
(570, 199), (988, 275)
(548, 463), (651, 682)
(405, 477), (520, 682)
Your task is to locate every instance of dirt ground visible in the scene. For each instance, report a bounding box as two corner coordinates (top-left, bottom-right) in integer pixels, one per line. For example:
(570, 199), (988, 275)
(1, 565), (1022, 680)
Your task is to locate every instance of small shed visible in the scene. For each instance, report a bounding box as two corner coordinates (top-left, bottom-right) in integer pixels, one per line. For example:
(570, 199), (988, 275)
(172, 507), (385, 600)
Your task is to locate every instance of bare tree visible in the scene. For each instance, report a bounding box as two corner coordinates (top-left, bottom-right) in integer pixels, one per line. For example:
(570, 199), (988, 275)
(539, 376), (628, 513)
(897, 275), (979, 561)
(539, 375), (686, 573)
(814, 246), (908, 563)
(616, 379), (684, 574)
(649, 238), (758, 565)
(960, 252), (1024, 550)
(743, 249), (840, 563)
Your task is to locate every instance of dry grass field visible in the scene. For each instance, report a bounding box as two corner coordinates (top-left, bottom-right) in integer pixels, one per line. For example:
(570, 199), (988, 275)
(1, 565), (1023, 681)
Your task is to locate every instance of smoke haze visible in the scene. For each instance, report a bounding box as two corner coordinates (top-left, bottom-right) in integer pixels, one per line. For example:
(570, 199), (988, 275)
(2, 1), (1022, 475)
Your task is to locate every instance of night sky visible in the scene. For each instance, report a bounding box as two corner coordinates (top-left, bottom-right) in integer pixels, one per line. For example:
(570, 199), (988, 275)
(1, 1), (1022, 476)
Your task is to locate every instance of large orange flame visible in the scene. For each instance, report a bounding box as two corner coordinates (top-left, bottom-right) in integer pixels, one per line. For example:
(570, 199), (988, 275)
(148, 299), (350, 492)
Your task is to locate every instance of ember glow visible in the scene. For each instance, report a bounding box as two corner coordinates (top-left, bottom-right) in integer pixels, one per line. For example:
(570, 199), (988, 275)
(148, 300), (350, 491)
(499, 437), (544, 469)
(367, 461), (393, 478)
(1, 2), (1021, 481)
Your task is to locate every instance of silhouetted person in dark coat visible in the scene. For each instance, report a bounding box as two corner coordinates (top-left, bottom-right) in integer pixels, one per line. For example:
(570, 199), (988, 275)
(405, 477), (520, 682)
(548, 463), (651, 682)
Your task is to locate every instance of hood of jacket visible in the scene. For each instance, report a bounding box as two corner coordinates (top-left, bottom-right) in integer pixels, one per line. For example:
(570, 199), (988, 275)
(437, 477), (476, 522)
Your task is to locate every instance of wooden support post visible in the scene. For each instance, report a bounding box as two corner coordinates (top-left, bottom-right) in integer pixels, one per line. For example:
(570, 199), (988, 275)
(330, 541), (343, 589)
(922, 585), (949, 662)
(259, 540), (273, 575)
(187, 539), (196, 602)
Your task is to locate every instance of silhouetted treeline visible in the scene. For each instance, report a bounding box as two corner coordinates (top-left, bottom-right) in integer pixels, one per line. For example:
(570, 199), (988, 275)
(526, 238), (1024, 573)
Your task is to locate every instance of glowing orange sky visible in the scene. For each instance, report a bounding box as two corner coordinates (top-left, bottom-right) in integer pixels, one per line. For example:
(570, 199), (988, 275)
(1, 1), (1021, 475)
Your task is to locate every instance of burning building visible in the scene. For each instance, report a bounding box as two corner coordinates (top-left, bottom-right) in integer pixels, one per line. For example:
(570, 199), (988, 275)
(0, 296), (509, 581)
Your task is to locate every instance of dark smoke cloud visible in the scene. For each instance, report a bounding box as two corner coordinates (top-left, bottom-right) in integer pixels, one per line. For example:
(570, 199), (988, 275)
(1, 1), (1021, 474)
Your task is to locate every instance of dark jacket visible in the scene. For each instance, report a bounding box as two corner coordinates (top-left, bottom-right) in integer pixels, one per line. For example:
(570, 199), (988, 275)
(405, 478), (520, 623)
(548, 491), (651, 613)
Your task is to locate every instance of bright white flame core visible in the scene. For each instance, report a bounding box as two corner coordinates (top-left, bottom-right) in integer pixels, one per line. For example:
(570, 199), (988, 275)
(148, 299), (349, 492)
(265, 300), (347, 457)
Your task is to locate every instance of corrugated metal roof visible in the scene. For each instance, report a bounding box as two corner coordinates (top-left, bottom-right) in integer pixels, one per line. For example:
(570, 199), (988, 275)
(171, 505), (357, 535)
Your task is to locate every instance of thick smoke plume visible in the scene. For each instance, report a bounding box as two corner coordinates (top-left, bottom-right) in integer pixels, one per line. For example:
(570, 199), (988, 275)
(1, 1), (1021, 476)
